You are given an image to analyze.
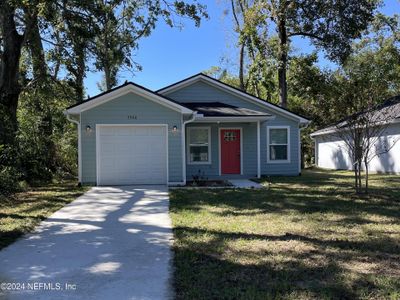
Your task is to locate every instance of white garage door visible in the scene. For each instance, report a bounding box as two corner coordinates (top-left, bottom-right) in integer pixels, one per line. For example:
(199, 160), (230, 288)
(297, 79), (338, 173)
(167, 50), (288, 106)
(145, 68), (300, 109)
(97, 125), (167, 185)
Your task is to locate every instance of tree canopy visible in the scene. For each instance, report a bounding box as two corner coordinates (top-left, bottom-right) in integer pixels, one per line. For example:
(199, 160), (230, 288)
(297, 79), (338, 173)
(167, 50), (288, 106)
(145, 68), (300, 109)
(0, 0), (207, 194)
(230, 0), (380, 107)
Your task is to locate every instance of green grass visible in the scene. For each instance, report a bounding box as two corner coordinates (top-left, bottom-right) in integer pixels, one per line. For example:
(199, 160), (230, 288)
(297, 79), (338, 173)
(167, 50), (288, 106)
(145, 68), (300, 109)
(170, 169), (400, 300)
(0, 181), (88, 250)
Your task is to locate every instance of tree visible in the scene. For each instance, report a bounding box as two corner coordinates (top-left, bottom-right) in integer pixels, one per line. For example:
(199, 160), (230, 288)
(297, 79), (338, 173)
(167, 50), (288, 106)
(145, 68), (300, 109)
(0, 0), (208, 193)
(0, 1), (29, 148)
(328, 21), (400, 194)
(331, 87), (399, 194)
(230, 0), (379, 108)
(0, 0), (207, 142)
(230, 0), (276, 99)
(90, 0), (208, 91)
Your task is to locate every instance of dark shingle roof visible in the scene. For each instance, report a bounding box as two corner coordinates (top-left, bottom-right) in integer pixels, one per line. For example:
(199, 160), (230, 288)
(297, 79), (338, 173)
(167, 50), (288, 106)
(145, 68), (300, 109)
(157, 73), (310, 122)
(312, 95), (400, 136)
(179, 102), (272, 117)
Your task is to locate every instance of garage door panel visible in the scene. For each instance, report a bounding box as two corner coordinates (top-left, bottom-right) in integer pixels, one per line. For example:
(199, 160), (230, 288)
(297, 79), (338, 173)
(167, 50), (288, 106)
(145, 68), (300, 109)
(134, 143), (149, 153)
(97, 125), (167, 185)
(114, 127), (132, 136)
(149, 126), (165, 135)
(133, 127), (150, 136)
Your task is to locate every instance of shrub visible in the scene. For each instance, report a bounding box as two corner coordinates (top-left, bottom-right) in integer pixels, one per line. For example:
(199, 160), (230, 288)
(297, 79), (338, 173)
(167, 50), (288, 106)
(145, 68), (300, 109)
(0, 165), (21, 195)
(0, 145), (21, 195)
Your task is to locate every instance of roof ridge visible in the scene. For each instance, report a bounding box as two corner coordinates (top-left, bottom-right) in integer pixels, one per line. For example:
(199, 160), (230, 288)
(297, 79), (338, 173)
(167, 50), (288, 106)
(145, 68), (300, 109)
(66, 81), (187, 111)
(156, 73), (310, 122)
(312, 94), (400, 136)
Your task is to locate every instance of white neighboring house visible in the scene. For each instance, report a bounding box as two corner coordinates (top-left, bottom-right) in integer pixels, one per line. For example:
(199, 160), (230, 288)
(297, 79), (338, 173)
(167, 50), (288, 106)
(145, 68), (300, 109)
(311, 96), (400, 174)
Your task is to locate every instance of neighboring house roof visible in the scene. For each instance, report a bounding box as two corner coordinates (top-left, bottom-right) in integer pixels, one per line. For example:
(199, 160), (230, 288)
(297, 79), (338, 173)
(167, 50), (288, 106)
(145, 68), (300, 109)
(180, 102), (272, 117)
(157, 73), (310, 124)
(311, 95), (400, 137)
(65, 81), (193, 114)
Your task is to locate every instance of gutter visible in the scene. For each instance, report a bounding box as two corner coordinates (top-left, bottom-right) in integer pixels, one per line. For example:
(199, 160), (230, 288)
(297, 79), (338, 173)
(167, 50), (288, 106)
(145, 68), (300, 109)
(65, 110), (79, 125)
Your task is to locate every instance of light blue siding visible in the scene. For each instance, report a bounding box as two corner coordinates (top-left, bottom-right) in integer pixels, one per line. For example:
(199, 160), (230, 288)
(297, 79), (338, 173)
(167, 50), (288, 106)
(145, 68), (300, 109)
(80, 93), (183, 184)
(186, 122), (258, 179)
(261, 117), (300, 175)
(78, 79), (302, 184)
(167, 81), (301, 177)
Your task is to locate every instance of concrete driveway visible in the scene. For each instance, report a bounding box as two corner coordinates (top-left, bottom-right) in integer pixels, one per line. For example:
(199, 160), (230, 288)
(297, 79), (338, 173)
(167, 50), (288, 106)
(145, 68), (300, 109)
(0, 186), (172, 300)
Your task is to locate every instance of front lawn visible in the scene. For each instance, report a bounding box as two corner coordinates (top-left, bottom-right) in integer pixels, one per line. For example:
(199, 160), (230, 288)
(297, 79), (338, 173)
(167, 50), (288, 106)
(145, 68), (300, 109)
(0, 181), (88, 250)
(170, 169), (400, 299)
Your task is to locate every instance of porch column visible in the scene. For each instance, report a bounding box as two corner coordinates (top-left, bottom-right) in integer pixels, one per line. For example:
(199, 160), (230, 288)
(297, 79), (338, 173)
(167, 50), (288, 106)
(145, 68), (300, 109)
(257, 121), (261, 178)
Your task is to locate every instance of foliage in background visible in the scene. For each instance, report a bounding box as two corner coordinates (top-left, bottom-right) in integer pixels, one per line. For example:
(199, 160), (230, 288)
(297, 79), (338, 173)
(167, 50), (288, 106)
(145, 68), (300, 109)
(0, 0), (207, 195)
(17, 82), (78, 183)
(229, 0), (379, 108)
(207, 11), (400, 169)
(90, 0), (208, 91)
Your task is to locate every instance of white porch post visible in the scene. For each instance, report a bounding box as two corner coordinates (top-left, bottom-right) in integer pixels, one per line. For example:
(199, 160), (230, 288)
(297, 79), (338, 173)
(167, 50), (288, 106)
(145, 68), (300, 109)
(257, 121), (261, 178)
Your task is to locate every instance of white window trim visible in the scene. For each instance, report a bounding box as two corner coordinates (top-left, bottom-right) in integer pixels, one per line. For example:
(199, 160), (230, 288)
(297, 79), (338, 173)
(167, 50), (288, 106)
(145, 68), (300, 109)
(267, 125), (291, 164)
(187, 126), (212, 165)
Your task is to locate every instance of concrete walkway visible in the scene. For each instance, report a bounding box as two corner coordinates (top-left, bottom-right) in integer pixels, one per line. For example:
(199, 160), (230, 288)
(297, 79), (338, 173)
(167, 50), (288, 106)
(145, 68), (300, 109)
(0, 186), (172, 300)
(228, 179), (263, 189)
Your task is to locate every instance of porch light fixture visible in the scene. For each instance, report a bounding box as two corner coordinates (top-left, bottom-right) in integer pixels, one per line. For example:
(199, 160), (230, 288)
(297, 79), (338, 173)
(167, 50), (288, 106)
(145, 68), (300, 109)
(86, 125), (92, 133)
(172, 125), (178, 132)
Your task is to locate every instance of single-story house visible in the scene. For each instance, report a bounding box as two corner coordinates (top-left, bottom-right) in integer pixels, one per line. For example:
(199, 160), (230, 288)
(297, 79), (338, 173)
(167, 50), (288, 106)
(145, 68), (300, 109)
(65, 73), (310, 186)
(311, 95), (400, 174)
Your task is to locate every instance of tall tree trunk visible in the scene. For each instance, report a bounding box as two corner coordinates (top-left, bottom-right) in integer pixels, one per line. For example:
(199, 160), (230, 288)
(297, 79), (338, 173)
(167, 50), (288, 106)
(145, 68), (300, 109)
(73, 44), (86, 102)
(26, 10), (57, 172)
(104, 64), (112, 91)
(354, 164), (358, 192)
(231, 0), (246, 92)
(52, 30), (62, 80)
(358, 160), (362, 194)
(0, 2), (24, 147)
(64, 41), (86, 102)
(238, 43), (245, 91)
(62, 1), (87, 103)
(25, 10), (47, 82)
(277, 16), (288, 108)
(364, 158), (369, 194)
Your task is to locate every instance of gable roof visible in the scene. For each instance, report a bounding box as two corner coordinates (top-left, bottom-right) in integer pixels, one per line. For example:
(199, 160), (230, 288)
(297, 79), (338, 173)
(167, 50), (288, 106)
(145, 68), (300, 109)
(157, 73), (310, 124)
(180, 102), (272, 117)
(65, 81), (193, 114)
(311, 95), (400, 137)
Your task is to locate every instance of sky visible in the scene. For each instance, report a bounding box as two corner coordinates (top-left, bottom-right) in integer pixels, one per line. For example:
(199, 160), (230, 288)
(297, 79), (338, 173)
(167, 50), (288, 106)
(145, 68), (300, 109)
(84, 0), (400, 97)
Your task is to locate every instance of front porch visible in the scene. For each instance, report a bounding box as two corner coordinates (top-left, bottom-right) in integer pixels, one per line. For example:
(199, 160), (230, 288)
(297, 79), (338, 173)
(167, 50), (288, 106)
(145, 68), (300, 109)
(179, 101), (277, 182)
(185, 122), (264, 180)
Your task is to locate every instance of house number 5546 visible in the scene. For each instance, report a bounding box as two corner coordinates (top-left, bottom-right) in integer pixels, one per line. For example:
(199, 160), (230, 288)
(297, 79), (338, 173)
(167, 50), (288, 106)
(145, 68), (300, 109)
(128, 115), (137, 119)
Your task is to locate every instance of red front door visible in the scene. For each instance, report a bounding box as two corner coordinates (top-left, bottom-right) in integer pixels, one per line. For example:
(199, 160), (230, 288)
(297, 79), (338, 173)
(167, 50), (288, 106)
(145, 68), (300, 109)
(221, 129), (241, 174)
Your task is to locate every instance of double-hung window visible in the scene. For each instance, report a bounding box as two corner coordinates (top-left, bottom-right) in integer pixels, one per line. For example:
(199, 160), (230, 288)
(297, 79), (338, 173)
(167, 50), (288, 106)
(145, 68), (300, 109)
(187, 127), (211, 164)
(268, 126), (290, 162)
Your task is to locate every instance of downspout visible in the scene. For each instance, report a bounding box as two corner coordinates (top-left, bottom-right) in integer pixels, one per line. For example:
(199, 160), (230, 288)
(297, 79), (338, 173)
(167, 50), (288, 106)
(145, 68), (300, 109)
(181, 111), (197, 186)
(65, 112), (82, 184)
